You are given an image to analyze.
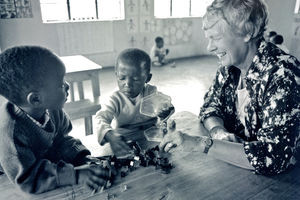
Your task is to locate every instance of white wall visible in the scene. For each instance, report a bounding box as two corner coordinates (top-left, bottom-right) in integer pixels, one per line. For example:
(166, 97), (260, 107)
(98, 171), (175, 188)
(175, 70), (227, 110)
(266, 0), (299, 59)
(0, 0), (208, 67)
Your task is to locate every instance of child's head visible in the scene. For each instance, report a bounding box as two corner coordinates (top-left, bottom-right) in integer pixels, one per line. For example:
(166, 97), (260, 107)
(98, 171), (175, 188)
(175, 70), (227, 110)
(0, 46), (69, 110)
(265, 31), (277, 42)
(155, 37), (164, 48)
(270, 34), (284, 45)
(115, 48), (152, 98)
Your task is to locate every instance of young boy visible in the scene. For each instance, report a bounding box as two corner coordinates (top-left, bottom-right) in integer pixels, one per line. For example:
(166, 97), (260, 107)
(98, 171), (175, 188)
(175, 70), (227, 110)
(95, 48), (174, 156)
(0, 46), (110, 194)
(150, 36), (169, 66)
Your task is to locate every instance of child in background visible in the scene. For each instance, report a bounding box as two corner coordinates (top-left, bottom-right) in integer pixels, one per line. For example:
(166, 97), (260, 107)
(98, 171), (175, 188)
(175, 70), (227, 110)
(270, 34), (290, 53)
(265, 30), (277, 42)
(150, 36), (170, 66)
(0, 46), (110, 194)
(95, 48), (174, 156)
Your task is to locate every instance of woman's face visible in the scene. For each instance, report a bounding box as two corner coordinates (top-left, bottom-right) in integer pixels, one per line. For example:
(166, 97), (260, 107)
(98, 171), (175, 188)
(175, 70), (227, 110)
(204, 20), (249, 68)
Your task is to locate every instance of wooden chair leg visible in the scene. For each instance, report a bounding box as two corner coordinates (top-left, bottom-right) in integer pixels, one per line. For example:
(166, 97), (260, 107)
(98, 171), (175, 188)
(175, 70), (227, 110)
(84, 116), (93, 136)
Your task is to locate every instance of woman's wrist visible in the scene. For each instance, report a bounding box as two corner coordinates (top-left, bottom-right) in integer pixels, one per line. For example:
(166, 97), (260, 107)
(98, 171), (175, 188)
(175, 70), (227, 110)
(209, 126), (227, 138)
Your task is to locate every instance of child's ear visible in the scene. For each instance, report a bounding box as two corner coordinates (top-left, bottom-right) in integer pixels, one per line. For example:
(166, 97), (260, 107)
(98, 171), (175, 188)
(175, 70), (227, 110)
(26, 92), (42, 107)
(146, 73), (152, 83)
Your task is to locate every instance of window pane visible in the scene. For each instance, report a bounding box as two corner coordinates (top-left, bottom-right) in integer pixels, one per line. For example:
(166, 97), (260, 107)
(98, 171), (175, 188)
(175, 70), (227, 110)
(40, 0), (68, 22)
(69, 0), (96, 21)
(97, 0), (124, 20)
(172, 0), (189, 17)
(154, 0), (171, 18)
(191, 0), (213, 17)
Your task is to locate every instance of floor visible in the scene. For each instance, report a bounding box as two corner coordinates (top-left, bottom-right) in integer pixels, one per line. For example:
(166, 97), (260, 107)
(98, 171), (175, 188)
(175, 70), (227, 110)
(69, 55), (219, 155)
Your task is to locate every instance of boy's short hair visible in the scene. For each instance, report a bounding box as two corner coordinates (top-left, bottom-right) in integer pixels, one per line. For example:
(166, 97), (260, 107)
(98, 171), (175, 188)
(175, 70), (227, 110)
(116, 48), (151, 74)
(271, 34), (283, 45)
(268, 31), (277, 38)
(0, 46), (62, 105)
(155, 36), (164, 44)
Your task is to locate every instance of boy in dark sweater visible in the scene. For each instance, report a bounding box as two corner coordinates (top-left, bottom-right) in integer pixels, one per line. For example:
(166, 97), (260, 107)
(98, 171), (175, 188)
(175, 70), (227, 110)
(0, 46), (110, 194)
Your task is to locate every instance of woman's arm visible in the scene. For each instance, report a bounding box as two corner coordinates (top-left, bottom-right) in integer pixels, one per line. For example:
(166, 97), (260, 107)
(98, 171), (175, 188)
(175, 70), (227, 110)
(160, 132), (254, 170)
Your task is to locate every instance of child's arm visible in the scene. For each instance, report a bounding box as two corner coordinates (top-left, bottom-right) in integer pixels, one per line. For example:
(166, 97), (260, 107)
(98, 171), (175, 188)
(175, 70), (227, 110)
(94, 94), (131, 155)
(51, 110), (91, 166)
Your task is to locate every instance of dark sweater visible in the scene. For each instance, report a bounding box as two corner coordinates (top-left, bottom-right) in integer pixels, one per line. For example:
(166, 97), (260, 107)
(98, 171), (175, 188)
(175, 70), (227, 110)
(0, 101), (90, 194)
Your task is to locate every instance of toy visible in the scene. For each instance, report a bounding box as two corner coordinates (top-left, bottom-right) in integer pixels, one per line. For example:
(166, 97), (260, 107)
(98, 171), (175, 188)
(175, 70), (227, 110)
(90, 141), (173, 193)
(140, 92), (175, 142)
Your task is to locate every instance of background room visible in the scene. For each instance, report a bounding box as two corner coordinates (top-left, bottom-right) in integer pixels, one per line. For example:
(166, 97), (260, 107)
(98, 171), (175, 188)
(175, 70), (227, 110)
(0, 0), (299, 153)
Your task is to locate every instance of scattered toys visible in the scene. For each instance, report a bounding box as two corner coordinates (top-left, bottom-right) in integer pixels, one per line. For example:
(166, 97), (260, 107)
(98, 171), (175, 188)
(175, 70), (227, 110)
(91, 141), (173, 193)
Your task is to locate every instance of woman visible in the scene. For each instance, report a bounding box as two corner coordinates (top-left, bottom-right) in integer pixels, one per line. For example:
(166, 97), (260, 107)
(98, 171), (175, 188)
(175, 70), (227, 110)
(160, 0), (300, 175)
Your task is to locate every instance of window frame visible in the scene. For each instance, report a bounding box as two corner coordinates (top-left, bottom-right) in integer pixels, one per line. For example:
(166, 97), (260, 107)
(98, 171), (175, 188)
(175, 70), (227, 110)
(154, 0), (210, 19)
(40, 0), (125, 23)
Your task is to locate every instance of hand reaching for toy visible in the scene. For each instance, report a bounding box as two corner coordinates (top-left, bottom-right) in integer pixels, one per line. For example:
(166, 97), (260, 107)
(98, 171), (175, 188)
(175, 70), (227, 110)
(105, 131), (132, 157)
(75, 164), (110, 192)
(157, 105), (175, 120)
(159, 130), (183, 152)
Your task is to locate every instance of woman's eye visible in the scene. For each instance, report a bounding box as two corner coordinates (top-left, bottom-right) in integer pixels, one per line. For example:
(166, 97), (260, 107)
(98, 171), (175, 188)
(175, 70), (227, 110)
(118, 76), (125, 80)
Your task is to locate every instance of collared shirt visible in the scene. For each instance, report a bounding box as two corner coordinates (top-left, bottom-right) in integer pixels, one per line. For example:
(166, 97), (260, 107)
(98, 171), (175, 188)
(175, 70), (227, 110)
(25, 109), (50, 129)
(199, 40), (300, 175)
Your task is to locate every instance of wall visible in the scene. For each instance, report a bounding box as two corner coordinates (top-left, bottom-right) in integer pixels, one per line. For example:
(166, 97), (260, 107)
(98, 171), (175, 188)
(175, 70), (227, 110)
(0, 0), (208, 67)
(0, 0), (298, 66)
(266, 0), (300, 59)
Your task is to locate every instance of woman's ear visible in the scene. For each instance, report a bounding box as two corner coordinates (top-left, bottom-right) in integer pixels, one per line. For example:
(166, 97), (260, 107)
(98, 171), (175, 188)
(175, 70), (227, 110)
(244, 34), (252, 42)
(26, 92), (42, 107)
(146, 73), (152, 83)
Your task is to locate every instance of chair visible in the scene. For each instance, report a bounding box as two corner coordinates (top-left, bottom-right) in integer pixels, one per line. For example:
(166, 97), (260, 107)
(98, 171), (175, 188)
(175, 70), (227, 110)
(64, 69), (101, 135)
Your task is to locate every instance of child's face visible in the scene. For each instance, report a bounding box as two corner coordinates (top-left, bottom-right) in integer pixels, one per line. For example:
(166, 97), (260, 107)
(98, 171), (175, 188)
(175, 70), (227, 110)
(40, 59), (69, 109)
(157, 40), (164, 48)
(115, 61), (149, 98)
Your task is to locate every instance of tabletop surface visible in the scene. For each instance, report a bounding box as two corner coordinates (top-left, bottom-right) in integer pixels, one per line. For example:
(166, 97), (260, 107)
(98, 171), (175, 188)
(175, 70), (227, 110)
(60, 55), (102, 73)
(0, 111), (299, 200)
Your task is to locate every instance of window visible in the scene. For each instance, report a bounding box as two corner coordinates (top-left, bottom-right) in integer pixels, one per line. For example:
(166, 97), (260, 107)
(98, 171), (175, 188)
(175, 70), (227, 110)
(40, 0), (124, 23)
(154, 0), (213, 18)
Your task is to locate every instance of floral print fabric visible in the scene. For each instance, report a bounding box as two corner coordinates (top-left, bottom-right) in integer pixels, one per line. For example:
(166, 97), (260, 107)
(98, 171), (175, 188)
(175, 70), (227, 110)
(199, 40), (300, 175)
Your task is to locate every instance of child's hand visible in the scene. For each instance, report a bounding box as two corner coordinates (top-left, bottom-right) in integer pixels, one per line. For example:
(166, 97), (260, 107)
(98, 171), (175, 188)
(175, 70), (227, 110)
(105, 131), (132, 157)
(75, 164), (110, 192)
(157, 105), (175, 120)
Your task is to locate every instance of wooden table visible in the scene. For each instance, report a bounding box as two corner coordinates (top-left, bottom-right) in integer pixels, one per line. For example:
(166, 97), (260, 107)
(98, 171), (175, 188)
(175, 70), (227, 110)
(0, 112), (299, 200)
(60, 55), (102, 135)
(60, 55), (102, 104)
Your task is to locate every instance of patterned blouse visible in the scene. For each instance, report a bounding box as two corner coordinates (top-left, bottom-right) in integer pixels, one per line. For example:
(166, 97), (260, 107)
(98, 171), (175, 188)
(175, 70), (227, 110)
(199, 40), (300, 175)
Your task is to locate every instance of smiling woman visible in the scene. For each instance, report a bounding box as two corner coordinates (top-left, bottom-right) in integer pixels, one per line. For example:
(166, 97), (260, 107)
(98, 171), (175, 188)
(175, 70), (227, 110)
(160, 0), (300, 176)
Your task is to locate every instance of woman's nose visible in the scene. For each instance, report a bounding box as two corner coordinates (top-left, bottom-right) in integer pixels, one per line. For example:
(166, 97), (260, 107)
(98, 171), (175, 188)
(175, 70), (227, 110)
(207, 40), (217, 53)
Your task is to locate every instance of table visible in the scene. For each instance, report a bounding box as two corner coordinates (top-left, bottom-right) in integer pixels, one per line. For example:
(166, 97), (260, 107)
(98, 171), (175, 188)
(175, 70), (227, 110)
(60, 55), (102, 135)
(60, 55), (102, 104)
(0, 112), (299, 200)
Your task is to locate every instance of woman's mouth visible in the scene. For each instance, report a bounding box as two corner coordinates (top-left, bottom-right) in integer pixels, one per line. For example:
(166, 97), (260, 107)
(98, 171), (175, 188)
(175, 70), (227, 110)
(216, 52), (226, 59)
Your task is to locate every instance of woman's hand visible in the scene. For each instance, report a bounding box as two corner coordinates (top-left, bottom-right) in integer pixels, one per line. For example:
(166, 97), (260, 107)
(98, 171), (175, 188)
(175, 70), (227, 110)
(210, 126), (242, 143)
(159, 131), (184, 152)
(75, 164), (111, 192)
(105, 131), (132, 157)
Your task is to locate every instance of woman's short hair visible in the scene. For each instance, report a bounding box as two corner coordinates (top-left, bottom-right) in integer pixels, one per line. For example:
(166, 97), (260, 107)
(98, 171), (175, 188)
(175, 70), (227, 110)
(203, 0), (268, 40)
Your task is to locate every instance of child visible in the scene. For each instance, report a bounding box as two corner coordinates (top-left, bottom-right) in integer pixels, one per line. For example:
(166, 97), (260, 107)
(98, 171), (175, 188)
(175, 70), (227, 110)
(270, 34), (290, 53)
(265, 30), (277, 42)
(95, 48), (174, 156)
(0, 46), (110, 194)
(150, 36), (170, 66)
